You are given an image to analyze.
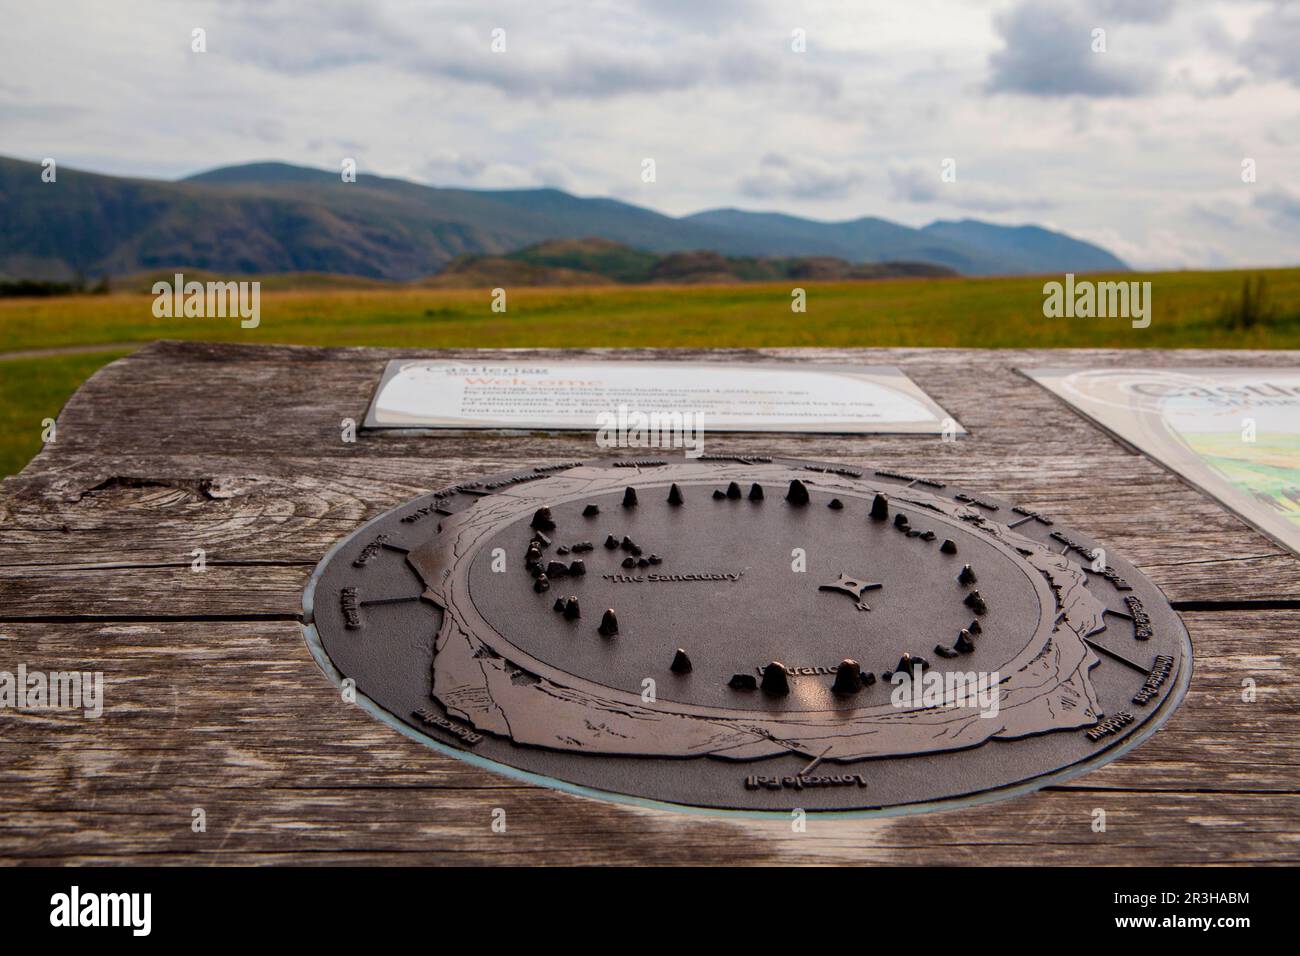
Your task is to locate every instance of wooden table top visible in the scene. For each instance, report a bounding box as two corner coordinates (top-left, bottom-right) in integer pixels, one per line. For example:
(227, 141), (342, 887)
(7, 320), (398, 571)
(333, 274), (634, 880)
(1, 340), (1297, 865)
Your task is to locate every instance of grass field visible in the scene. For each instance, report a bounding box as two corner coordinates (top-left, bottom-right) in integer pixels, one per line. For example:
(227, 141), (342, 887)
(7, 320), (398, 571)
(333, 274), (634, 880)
(1, 266), (1297, 477)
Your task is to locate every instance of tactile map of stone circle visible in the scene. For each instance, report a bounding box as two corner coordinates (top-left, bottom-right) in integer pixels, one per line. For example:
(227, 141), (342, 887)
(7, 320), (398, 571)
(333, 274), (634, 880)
(303, 457), (1191, 814)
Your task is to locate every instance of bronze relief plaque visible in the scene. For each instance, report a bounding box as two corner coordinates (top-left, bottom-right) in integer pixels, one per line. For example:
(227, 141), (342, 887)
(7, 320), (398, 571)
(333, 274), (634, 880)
(303, 457), (1191, 814)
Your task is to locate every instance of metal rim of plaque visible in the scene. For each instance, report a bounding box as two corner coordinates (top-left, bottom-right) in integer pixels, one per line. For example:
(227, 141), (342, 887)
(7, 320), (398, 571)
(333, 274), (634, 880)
(303, 457), (1191, 816)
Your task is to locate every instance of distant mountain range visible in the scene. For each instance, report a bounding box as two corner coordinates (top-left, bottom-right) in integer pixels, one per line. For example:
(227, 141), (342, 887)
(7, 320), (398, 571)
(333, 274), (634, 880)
(0, 155), (1128, 282)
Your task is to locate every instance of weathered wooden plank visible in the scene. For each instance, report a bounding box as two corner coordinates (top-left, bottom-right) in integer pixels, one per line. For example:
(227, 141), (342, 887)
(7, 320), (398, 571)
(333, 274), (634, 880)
(0, 613), (1291, 794)
(0, 563), (310, 619)
(4, 789), (1297, 865)
(23, 341), (1300, 461)
(5, 342), (1295, 605)
(3, 448), (1295, 605)
(2, 465), (1289, 600)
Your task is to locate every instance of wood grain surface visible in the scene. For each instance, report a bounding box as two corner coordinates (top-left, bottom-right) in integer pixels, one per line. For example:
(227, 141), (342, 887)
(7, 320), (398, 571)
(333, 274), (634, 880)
(1, 341), (1296, 865)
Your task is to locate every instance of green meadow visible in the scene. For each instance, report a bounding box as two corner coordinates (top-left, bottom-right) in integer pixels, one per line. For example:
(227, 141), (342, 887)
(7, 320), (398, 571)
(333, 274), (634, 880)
(1, 267), (1297, 476)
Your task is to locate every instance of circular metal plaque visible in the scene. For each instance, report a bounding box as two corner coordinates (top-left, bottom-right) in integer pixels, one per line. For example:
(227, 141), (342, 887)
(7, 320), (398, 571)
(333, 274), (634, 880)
(303, 457), (1191, 814)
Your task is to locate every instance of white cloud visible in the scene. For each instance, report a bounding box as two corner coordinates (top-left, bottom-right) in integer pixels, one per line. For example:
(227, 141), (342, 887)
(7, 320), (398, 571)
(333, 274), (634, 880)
(987, 1), (1164, 97)
(887, 161), (1053, 213)
(0, 0), (1297, 268)
(739, 153), (866, 200)
(1254, 186), (1300, 225)
(1239, 3), (1300, 87)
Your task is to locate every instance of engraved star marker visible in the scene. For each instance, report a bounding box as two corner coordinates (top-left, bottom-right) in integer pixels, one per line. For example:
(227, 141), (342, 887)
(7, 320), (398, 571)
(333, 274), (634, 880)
(819, 573), (884, 611)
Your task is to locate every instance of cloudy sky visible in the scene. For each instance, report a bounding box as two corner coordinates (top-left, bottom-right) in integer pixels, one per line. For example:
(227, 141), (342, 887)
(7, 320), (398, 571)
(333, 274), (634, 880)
(3, 0), (1298, 269)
